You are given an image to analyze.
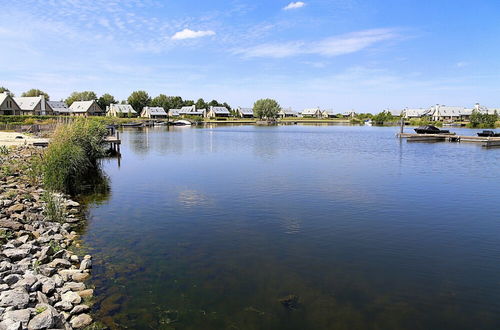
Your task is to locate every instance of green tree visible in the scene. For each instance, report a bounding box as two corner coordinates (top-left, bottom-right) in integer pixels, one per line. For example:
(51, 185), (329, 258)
(151, 94), (171, 109)
(253, 98), (281, 119)
(65, 91), (97, 106)
(127, 90), (151, 113)
(170, 96), (184, 109)
(195, 98), (207, 109)
(97, 93), (116, 110)
(0, 87), (13, 96)
(183, 99), (195, 106)
(208, 100), (219, 107)
(372, 111), (394, 124)
(222, 102), (232, 111)
(21, 89), (49, 100)
(469, 110), (498, 128)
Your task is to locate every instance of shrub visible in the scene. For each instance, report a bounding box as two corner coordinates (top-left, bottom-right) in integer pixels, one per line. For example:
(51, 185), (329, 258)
(42, 192), (65, 223)
(468, 110), (498, 128)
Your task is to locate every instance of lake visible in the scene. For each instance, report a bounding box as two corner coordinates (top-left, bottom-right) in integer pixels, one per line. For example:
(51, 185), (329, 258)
(80, 124), (500, 329)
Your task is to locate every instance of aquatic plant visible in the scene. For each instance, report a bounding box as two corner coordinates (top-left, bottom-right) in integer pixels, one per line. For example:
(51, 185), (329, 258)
(42, 192), (65, 223)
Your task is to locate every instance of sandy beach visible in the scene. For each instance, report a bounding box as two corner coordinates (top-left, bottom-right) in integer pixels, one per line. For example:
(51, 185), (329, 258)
(0, 131), (48, 147)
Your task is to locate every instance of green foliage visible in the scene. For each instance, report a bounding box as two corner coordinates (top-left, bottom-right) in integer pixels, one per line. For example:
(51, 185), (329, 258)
(127, 90), (151, 113)
(49, 240), (63, 253)
(42, 119), (108, 193)
(183, 99), (195, 106)
(151, 94), (171, 110)
(372, 111), (395, 124)
(0, 145), (9, 156)
(195, 98), (208, 110)
(468, 110), (498, 128)
(35, 306), (47, 314)
(42, 192), (65, 223)
(21, 89), (49, 100)
(253, 98), (281, 119)
(65, 91), (97, 106)
(97, 93), (116, 111)
(0, 229), (14, 244)
(0, 86), (13, 96)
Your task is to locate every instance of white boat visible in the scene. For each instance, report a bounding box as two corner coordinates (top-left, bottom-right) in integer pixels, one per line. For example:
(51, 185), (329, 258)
(364, 119), (373, 126)
(173, 120), (192, 126)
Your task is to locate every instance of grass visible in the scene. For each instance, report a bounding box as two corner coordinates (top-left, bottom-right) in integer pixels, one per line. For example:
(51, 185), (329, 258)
(42, 119), (108, 194)
(42, 192), (65, 223)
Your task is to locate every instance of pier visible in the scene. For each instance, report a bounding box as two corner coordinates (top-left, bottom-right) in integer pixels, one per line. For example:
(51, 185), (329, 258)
(398, 132), (500, 148)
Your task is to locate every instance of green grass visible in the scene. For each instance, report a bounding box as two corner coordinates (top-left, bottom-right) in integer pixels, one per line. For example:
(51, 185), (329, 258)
(42, 192), (65, 223)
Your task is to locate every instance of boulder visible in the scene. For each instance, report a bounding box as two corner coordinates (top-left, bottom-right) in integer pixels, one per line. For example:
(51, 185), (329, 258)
(2, 249), (29, 261)
(61, 282), (85, 293)
(0, 319), (22, 330)
(0, 288), (29, 309)
(3, 309), (30, 327)
(79, 258), (91, 270)
(0, 220), (23, 231)
(47, 258), (71, 269)
(77, 289), (93, 299)
(61, 291), (81, 305)
(54, 300), (73, 311)
(27, 304), (58, 330)
(72, 272), (90, 283)
(7, 204), (24, 214)
(70, 313), (92, 329)
(70, 304), (89, 315)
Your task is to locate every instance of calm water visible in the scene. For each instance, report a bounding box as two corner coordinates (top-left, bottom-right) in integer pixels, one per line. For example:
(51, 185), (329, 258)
(80, 124), (500, 329)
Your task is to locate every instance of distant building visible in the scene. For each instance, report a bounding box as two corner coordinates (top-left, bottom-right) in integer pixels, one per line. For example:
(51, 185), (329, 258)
(47, 101), (71, 116)
(431, 105), (468, 121)
(140, 106), (168, 119)
(403, 108), (432, 118)
(206, 106), (230, 118)
(106, 104), (137, 117)
(321, 109), (336, 118)
(179, 105), (206, 117)
(0, 92), (21, 116)
(278, 108), (298, 118)
(13, 96), (54, 116)
(301, 107), (322, 118)
(168, 108), (181, 117)
(385, 109), (403, 117)
(236, 107), (254, 118)
(341, 110), (357, 118)
(69, 100), (103, 117)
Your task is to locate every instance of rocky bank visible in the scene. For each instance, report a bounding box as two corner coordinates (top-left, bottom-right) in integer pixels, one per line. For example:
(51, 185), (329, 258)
(0, 146), (95, 329)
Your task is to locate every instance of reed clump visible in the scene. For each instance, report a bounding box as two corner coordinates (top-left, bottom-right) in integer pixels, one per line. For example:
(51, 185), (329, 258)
(42, 119), (108, 194)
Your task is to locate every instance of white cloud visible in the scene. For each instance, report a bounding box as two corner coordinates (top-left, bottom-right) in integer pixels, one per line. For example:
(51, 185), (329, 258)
(233, 28), (397, 58)
(284, 1), (306, 10)
(171, 28), (216, 40)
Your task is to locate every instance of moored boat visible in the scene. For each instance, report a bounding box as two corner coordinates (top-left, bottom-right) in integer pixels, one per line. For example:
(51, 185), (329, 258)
(477, 130), (500, 137)
(414, 125), (450, 134)
(121, 122), (143, 128)
(172, 120), (192, 126)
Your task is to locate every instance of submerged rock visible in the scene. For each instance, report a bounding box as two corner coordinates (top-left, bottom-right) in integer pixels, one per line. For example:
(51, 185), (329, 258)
(279, 294), (299, 310)
(70, 313), (92, 328)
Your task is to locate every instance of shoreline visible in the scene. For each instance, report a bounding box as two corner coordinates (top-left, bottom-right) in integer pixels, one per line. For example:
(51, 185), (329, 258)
(0, 146), (95, 329)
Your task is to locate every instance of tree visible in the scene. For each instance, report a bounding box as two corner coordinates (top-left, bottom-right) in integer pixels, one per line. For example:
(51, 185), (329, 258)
(469, 110), (498, 128)
(0, 86), (13, 96)
(21, 89), (49, 100)
(65, 91), (97, 106)
(97, 93), (116, 110)
(372, 111), (394, 124)
(208, 99), (219, 107)
(151, 94), (171, 109)
(222, 102), (232, 111)
(127, 90), (151, 113)
(253, 98), (281, 119)
(169, 96), (184, 109)
(183, 100), (195, 106)
(195, 98), (207, 110)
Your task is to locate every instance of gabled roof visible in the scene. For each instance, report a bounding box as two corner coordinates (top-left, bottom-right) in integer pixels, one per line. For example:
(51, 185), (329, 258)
(169, 109), (181, 115)
(238, 107), (253, 115)
(0, 93), (13, 107)
(322, 109), (335, 115)
(302, 108), (321, 115)
(109, 103), (137, 113)
(69, 100), (100, 113)
(279, 108), (297, 115)
(13, 97), (41, 110)
(210, 106), (230, 114)
(404, 108), (431, 117)
(386, 109), (403, 116)
(142, 106), (167, 115)
(180, 105), (195, 112)
(433, 105), (466, 116)
(47, 101), (70, 113)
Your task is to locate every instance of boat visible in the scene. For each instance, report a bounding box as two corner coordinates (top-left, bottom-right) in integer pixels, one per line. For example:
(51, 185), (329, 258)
(121, 122), (143, 128)
(477, 130), (500, 137)
(364, 119), (373, 126)
(172, 120), (192, 126)
(414, 125), (450, 134)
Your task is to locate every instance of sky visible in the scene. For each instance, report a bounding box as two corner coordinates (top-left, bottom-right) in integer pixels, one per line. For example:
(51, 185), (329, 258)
(1, 0), (499, 112)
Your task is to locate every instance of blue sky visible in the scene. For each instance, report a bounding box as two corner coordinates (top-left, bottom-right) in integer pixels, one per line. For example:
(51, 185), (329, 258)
(1, 0), (499, 112)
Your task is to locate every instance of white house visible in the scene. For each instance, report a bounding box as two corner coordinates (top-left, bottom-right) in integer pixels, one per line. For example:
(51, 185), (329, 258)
(106, 104), (137, 117)
(236, 107), (254, 118)
(168, 109), (181, 117)
(69, 100), (103, 117)
(403, 108), (432, 118)
(431, 105), (468, 121)
(322, 109), (336, 118)
(47, 101), (71, 116)
(179, 105), (206, 117)
(140, 106), (168, 119)
(0, 92), (21, 116)
(13, 96), (54, 116)
(278, 108), (297, 118)
(341, 110), (357, 118)
(301, 107), (322, 118)
(206, 106), (230, 118)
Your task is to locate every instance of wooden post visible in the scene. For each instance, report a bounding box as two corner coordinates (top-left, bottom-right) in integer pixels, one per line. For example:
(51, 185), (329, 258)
(399, 117), (404, 136)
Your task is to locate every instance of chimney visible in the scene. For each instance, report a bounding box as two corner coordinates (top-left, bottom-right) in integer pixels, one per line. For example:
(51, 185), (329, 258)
(40, 95), (46, 115)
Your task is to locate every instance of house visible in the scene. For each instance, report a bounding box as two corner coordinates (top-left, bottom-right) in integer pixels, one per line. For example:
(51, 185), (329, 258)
(322, 109), (336, 118)
(403, 108), (432, 118)
(206, 106), (230, 118)
(106, 104), (137, 117)
(13, 96), (54, 116)
(341, 110), (357, 118)
(140, 107), (168, 119)
(278, 108), (297, 118)
(168, 109), (181, 117)
(47, 101), (71, 116)
(386, 109), (403, 117)
(0, 92), (21, 115)
(179, 105), (206, 117)
(473, 103), (499, 115)
(301, 107), (322, 118)
(431, 105), (468, 121)
(236, 107), (254, 118)
(69, 100), (103, 117)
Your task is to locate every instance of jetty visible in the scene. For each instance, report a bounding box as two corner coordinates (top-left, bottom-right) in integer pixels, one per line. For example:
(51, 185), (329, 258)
(398, 132), (500, 148)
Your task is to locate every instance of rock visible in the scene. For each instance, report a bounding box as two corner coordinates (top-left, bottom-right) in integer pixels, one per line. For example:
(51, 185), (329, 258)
(27, 304), (58, 330)
(12, 274), (37, 291)
(0, 319), (22, 330)
(0, 220), (23, 231)
(0, 261), (12, 272)
(279, 294), (299, 310)
(0, 288), (29, 309)
(36, 291), (49, 304)
(79, 258), (91, 270)
(62, 282), (85, 292)
(47, 258), (71, 269)
(65, 200), (80, 208)
(77, 289), (93, 299)
(37, 266), (55, 277)
(3, 309), (30, 326)
(54, 300), (73, 311)
(0, 284), (9, 291)
(70, 304), (89, 315)
(71, 272), (90, 283)
(70, 255), (79, 263)
(7, 204), (24, 214)
(2, 249), (29, 261)
(3, 274), (22, 286)
(58, 269), (81, 281)
(61, 291), (81, 305)
(38, 246), (54, 264)
(38, 277), (55, 295)
(52, 274), (63, 288)
(69, 313), (92, 329)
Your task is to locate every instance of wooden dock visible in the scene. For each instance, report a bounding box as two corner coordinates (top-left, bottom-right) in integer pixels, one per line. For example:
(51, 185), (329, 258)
(398, 133), (500, 148)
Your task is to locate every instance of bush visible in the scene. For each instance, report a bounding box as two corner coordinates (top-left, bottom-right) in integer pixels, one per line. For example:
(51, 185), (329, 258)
(468, 110), (498, 128)
(42, 192), (65, 223)
(42, 119), (108, 193)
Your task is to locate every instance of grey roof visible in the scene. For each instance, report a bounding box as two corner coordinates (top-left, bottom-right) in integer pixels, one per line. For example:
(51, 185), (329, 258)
(301, 108), (321, 115)
(279, 108), (297, 115)
(13, 97), (41, 111)
(69, 100), (100, 113)
(47, 101), (70, 113)
(322, 109), (336, 115)
(109, 103), (137, 114)
(404, 108), (431, 117)
(0, 93), (10, 106)
(169, 109), (181, 115)
(142, 106), (167, 115)
(238, 107), (254, 115)
(386, 109), (403, 116)
(210, 106), (230, 114)
(342, 110), (356, 116)
(432, 105), (466, 117)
